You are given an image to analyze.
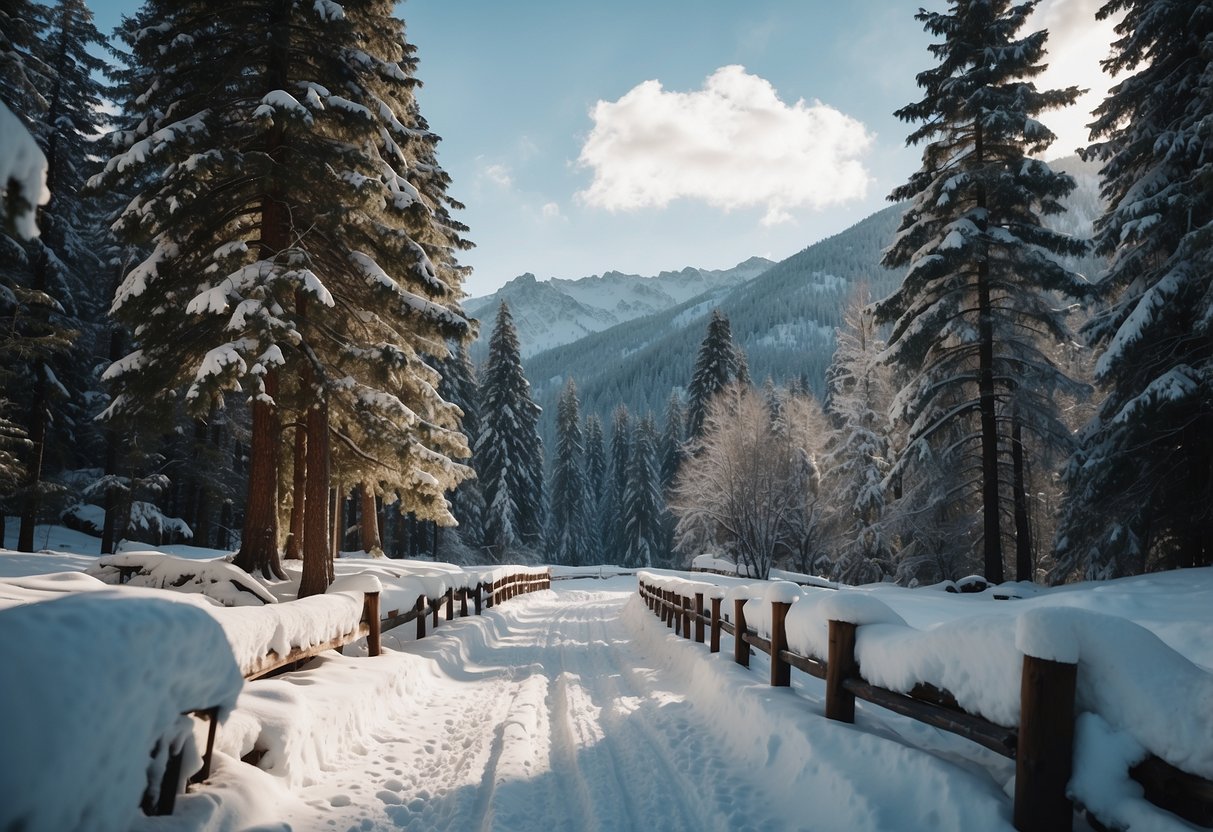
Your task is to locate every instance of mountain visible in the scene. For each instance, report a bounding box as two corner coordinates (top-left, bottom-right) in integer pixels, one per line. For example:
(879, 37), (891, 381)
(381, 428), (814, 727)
(520, 153), (1103, 449)
(524, 205), (907, 445)
(464, 257), (775, 359)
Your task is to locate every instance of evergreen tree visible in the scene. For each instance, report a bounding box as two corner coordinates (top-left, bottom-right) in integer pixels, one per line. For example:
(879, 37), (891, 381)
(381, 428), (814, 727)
(546, 378), (590, 565)
(658, 391), (686, 490)
(822, 286), (895, 583)
(479, 302), (544, 556)
(583, 413), (607, 561)
(876, 0), (1089, 583)
(686, 309), (744, 438)
(95, 1), (472, 589)
(1056, 0), (1213, 578)
(622, 413), (662, 568)
(2, 0), (106, 551)
(606, 405), (631, 563)
(439, 342), (485, 552)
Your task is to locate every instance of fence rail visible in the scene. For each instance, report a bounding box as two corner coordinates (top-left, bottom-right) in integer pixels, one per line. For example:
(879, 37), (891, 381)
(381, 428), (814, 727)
(156, 568), (550, 817)
(637, 579), (1213, 832)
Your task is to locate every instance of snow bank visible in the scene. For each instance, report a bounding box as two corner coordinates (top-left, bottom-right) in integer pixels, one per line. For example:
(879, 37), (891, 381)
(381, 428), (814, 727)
(87, 552), (276, 607)
(0, 592), (242, 832)
(211, 591), (366, 674)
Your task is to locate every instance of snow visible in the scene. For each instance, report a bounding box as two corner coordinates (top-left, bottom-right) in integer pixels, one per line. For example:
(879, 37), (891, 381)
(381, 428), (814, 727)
(0, 592), (242, 832)
(2, 531), (1211, 831)
(0, 101), (49, 239)
(87, 552), (275, 606)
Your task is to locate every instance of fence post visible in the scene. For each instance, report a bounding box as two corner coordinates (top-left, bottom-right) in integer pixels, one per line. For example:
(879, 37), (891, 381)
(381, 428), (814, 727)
(733, 598), (750, 668)
(460, 588), (468, 617)
(682, 596), (692, 640)
(431, 596), (439, 628)
(666, 591), (676, 629)
(826, 619), (857, 722)
(694, 592), (705, 643)
(710, 597), (721, 653)
(1014, 654), (1077, 832)
(445, 587), (454, 621)
(415, 595), (426, 640)
(474, 583), (483, 615)
(770, 600), (791, 687)
(363, 591), (381, 657)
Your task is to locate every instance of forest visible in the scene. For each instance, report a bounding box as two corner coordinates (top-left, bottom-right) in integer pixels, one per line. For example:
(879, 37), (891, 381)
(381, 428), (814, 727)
(2, 0), (1211, 593)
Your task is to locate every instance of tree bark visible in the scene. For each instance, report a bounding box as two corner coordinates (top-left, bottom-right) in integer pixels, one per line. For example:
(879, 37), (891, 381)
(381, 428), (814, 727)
(299, 400), (332, 597)
(1011, 415), (1033, 582)
(359, 483), (381, 553)
(233, 369), (285, 578)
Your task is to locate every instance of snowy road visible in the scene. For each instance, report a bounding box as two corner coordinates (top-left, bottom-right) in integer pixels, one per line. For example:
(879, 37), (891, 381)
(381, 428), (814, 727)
(278, 579), (789, 831)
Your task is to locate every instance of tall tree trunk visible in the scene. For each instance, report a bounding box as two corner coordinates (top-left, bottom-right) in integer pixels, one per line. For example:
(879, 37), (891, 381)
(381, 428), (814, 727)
(1011, 414), (1033, 582)
(359, 483), (381, 553)
(285, 421), (306, 560)
(234, 370), (285, 577)
(16, 382), (48, 552)
(329, 485), (340, 559)
(299, 401), (332, 597)
(345, 491), (359, 552)
(973, 122), (1004, 584)
(392, 509), (405, 558)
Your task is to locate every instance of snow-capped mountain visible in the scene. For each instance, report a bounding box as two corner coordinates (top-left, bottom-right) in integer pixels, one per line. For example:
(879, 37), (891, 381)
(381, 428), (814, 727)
(464, 257), (775, 359)
(522, 154), (1103, 446)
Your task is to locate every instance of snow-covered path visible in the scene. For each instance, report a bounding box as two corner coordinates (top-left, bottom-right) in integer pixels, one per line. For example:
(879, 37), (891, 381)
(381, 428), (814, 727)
(279, 580), (787, 831)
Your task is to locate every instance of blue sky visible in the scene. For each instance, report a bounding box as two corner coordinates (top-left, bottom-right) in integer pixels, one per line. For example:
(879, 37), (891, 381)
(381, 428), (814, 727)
(88, 0), (1115, 298)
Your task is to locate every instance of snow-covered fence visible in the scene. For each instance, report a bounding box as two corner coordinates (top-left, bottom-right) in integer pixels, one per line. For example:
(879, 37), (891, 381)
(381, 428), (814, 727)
(636, 574), (1213, 832)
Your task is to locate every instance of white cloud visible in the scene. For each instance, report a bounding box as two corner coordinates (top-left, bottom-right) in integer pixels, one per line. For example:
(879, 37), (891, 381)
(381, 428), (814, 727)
(541, 201), (563, 220)
(577, 65), (873, 225)
(1030, 0), (1122, 158)
(481, 162), (513, 188)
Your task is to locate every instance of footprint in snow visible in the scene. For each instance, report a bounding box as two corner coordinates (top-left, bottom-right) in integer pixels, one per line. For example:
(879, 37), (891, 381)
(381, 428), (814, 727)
(329, 794), (352, 807)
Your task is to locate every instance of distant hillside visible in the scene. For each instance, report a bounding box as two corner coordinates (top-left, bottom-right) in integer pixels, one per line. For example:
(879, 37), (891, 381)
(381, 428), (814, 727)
(464, 257), (775, 360)
(525, 204), (907, 445)
(522, 153), (1104, 449)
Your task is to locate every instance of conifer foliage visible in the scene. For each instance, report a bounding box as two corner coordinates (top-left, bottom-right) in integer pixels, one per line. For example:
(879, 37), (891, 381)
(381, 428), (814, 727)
(686, 310), (745, 439)
(546, 378), (591, 565)
(622, 414), (662, 568)
(877, 0), (1089, 583)
(1056, 0), (1213, 577)
(478, 302), (544, 557)
(95, 1), (471, 588)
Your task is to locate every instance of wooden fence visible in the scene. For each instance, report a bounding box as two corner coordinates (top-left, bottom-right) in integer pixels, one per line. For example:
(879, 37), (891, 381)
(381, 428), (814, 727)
(156, 568), (551, 816)
(637, 579), (1213, 832)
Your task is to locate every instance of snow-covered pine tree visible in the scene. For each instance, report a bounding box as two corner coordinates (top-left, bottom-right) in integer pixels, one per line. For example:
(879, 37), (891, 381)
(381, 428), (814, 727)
(583, 413), (606, 561)
(546, 378), (590, 565)
(438, 342), (485, 553)
(686, 310), (743, 439)
(622, 413), (662, 569)
(96, 2), (472, 590)
(605, 405), (631, 563)
(478, 302), (544, 557)
(659, 391), (686, 490)
(876, 0), (1089, 583)
(822, 285), (895, 583)
(7, 0), (109, 552)
(1056, 0), (1213, 578)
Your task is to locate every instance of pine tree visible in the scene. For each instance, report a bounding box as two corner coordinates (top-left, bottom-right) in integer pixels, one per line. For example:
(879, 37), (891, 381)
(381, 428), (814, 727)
(605, 405), (631, 564)
(583, 413), (607, 561)
(822, 286), (895, 583)
(622, 413), (662, 568)
(687, 310), (744, 438)
(95, 1), (472, 589)
(876, 0), (1089, 583)
(546, 378), (590, 565)
(439, 342), (485, 553)
(9, 0), (109, 553)
(1056, 0), (1213, 579)
(659, 391), (687, 490)
(478, 302), (544, 557)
